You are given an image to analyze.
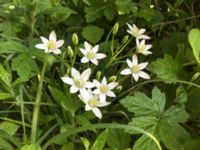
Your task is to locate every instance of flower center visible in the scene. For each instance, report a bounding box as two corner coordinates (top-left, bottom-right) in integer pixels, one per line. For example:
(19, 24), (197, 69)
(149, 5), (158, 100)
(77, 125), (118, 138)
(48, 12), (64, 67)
(138, 45), (145, 52)
(74, 79), (84, 88)
(88, 98), (98, 107)
(87, 51), (95, 59)
(131, 66), (140, 73)
(48, 40), (56, 50)
(100, 85), (109, 93)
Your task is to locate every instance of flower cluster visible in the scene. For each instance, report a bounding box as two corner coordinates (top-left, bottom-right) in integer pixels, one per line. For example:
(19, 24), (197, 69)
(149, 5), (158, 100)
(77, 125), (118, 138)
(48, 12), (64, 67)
(61, 42), (117, 119)
(35, 23), (152, 118)
(120, 24), (152, 81)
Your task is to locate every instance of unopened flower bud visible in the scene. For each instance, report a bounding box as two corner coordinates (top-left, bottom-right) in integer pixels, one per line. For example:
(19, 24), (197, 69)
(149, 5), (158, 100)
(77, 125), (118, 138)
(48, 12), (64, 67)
(112, 23), (119, 35)
(109, 76), (117, 82)
(191, 72), (200, 81)
(96, 71), (102, 80)
(72, 33), (78, 45)
(116, 85), (122, 92)
(122, 35), (129, 44)
(67, 46), (74, 58)
(9, 5), (15, 10)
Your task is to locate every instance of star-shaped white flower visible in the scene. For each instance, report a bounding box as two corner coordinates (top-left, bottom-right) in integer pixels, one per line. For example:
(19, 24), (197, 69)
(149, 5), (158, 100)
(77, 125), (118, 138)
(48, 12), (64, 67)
(136, 40), (152, 55)
(80, 41), (106, 65)
(79, 89), (110, 119)
(61, 68), (94, 96)
(35, 31), (64, 54)
(120, 55), (150, 81)
(127, 23), (150, 40)
(93, 77), (118, 103)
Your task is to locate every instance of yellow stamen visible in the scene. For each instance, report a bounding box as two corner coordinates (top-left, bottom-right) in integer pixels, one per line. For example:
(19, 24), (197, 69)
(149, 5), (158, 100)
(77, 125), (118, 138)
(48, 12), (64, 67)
(88, 98), (98, 107)
(100, 85), (109, 93)
(48, 40), (56, 50)
(87, 51), (95, 59)
(131, 66), (140, 73)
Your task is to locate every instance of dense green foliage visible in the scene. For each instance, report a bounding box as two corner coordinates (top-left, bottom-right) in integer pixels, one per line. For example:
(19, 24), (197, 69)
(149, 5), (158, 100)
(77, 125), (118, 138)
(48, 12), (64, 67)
(0, 0), (200, 150)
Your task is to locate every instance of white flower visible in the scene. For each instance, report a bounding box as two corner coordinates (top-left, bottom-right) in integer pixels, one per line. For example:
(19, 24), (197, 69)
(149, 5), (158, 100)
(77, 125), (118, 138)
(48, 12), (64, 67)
(35, 31), (64, 54)
(120, 55), (150, 81)
(61, 68), (94, 96)
(127, 23), (150, 40)
(79, 89), (110, 119)
(136, 40), (152, 55)
(93, 77), (118, 102)
(80, 41), (106, 65)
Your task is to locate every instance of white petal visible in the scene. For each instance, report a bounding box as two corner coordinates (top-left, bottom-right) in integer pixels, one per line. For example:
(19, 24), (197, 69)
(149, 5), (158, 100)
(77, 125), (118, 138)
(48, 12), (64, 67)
(141, 51), (152, 55)
(108, 82), (118, 90)
(100, 94), (106, 103)
(132, 73), (139, 81)
(138, 71), (150, 79)
(81, 57), (89, 63)
(127, 23), (133, 31)
(90, 59), (98, 65)
(120, 68), (131, 75)
(52, 49), (61, 54)
(102, 77), (107, 85)
(127, 30), (134, 35)
(137, 35), (150, 40)
(84, 41), (91, 51)
(132, 55), (138, 65)
(49, 31), (57, 41)
(81, 68), (91, 81)
(106, 91), (116, 97)
(85, 104), (92, 111)
(91, 107), (102, 119)
(35, 44), (46, 50)
(40, 36), (48, 44)
(93, 80), (101, 87)
(93, 89), (100, 94)
(80, 88), (89, 101)
(126, 59), (133, 68)
(61, 76), (73, 85)
(70, 85), (79, 93)
(92, 45), (99, 53)
(138, 62), (148, 70)
(71, 68), (79, 77)
(85, 82), (95, 88)
(95, 53), (106, 59)
(80, 48), (87, 55)
(138, 29), (145, 34)
(56, 40), (64, 48)
(144, 45), (152, 51)
(97, 101), (110, 107)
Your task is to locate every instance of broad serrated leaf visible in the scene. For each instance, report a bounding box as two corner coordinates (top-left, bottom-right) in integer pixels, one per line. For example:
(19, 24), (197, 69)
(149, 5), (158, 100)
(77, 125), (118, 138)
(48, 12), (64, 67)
(11, 52), (38, 80)
(20, 144), (42, 150)
(0, 41), (27, 54)
(82, 25), (104, 43)
(91, 129), (109, 150)
(133, 135), (159, 150)
(158, 120), (191, 150)
(188, 29), (200, 63)
(104, 1), (116, 20)
(107, 129), (131, 150)
(0, 121), (19, 137)
(164, 105), (189, 125)
(115, 0), (137, 15)
(127, 116), (158, 134)
(149, 54), (178, 83)
(175, 86), (187, 105)
(120, 87), (166, 116)
(85, 6), (103, 23)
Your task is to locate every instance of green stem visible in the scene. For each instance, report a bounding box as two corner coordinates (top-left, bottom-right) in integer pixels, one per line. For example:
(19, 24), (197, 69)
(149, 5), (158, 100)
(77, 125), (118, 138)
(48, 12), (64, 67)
(31, 58), (47, 143)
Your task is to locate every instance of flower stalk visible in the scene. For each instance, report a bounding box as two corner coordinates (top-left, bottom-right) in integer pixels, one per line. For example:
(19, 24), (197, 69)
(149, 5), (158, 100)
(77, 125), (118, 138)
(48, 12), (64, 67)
(31, 57), (48, 143)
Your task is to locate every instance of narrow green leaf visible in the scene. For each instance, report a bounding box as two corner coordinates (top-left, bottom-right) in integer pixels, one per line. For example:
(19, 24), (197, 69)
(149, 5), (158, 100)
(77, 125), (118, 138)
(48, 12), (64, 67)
(0, 121), (19, 137)
(0, 92), (13, 100)
(188, 29), (200, 63)
(20, 144), (42, 150)
(0, 64), (11, 86)
(91, 129), (109, 150)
